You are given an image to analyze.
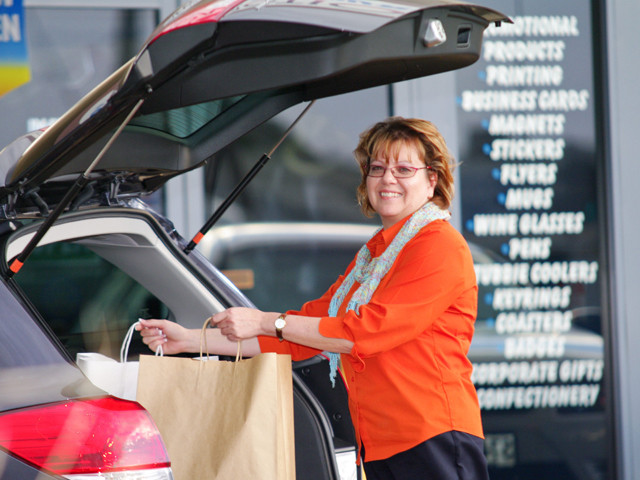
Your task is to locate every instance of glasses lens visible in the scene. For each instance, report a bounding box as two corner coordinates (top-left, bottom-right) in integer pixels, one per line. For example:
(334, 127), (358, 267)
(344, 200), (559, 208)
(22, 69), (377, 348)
(367, 165), (426, 177)
(368, 165), (385, 177)
(391, 166), (416, 178)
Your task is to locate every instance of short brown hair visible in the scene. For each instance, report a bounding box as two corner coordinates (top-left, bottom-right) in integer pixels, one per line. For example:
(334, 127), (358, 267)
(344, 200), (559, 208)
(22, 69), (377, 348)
(354, 117), (456, 217)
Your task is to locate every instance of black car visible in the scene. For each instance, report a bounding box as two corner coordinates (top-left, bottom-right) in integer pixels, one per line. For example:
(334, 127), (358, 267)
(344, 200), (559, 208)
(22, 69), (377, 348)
(0, 1), (508, 478)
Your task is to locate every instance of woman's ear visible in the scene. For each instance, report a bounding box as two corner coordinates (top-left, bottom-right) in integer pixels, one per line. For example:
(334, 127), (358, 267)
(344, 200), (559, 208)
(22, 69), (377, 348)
(429, 171), (438, 188)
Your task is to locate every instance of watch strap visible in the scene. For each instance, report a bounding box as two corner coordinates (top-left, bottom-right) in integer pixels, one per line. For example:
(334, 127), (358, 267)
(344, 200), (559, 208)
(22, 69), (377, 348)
(275, 313), (287, 341)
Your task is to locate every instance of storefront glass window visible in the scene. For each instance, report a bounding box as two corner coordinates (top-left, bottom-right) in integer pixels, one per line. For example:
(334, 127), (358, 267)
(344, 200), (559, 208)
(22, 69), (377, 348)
(0, 7), (158, 148)
(456, 1), (609, 478)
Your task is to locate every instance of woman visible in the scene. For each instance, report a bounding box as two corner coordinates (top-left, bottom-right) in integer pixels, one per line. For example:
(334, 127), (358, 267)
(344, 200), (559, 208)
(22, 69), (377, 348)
(138, 117), (488, 479)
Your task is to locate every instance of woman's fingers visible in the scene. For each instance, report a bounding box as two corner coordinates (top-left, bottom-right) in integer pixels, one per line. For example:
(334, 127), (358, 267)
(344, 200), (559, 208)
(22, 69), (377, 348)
(136, 318), (188, 354)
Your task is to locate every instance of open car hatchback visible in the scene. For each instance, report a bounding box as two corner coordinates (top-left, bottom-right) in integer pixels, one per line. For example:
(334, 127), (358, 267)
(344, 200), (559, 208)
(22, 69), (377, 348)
(0, 1), (508, 479)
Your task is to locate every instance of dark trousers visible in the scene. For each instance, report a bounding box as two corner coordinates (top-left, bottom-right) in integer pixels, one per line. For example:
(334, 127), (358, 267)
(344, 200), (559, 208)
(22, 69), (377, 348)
(362, 431), (489, 480)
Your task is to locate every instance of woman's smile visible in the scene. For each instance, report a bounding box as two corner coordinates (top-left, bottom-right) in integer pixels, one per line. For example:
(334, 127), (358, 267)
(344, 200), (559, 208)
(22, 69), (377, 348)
(380, 191), (402, 198)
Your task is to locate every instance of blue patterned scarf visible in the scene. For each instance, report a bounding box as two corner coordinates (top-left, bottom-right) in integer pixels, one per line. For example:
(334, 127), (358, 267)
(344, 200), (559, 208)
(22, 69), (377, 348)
(326, 201), (450, 386)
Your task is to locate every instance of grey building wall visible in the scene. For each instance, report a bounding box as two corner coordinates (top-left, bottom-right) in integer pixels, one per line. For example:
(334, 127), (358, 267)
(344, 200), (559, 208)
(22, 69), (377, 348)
(606, 0), (640, 478)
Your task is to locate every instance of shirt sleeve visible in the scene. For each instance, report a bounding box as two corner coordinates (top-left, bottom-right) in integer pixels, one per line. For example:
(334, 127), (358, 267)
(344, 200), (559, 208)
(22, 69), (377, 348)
(257, 269), (352, 361)
(318, 223), (477, 359)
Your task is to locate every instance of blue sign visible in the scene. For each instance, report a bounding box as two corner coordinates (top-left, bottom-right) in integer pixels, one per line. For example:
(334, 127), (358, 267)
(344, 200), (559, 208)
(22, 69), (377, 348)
(0, 0), (30, 96)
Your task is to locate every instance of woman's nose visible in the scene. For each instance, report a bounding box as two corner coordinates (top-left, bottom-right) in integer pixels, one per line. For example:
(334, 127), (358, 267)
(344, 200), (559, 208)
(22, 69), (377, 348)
(381, 167), (397, 182)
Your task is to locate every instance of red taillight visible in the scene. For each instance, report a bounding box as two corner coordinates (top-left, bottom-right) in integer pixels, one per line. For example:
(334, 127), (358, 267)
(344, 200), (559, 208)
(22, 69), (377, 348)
(0, 397), (170, 476)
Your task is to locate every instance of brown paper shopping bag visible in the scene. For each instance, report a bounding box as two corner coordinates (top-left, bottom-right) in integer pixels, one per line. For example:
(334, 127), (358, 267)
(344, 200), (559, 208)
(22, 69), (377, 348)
(136, 325), (295, 480)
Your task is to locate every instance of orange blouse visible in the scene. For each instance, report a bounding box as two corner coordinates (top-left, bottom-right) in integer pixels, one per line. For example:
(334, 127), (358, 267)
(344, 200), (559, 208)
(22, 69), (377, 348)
(258, 217), (483, 462)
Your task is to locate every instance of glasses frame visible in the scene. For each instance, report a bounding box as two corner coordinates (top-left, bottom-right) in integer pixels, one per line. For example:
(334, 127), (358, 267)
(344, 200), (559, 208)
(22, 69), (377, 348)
(366, 163), (433, 178)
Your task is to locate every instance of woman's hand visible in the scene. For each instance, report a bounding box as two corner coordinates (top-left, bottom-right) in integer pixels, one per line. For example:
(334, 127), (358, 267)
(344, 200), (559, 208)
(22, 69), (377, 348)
(136, 319), (195, 355)
(209, 307), (274, 342)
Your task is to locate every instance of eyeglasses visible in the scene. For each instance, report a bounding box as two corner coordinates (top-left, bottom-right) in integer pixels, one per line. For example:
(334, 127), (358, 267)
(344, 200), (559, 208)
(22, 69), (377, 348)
(367, 164), (432, 178)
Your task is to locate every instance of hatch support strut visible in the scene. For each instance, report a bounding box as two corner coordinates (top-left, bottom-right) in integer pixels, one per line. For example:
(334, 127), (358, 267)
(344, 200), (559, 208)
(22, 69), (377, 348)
(183, 100), (315, 255)
(5, 96), (148, 279)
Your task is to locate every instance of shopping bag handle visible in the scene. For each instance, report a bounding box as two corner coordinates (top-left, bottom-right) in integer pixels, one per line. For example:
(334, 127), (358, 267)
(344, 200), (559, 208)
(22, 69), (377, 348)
(201, 316), (242, 362)
(121, 320), (163, 363)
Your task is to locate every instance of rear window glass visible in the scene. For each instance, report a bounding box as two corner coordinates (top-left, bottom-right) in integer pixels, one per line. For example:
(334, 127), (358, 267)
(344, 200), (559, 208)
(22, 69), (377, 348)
(129, 95), (246, 139)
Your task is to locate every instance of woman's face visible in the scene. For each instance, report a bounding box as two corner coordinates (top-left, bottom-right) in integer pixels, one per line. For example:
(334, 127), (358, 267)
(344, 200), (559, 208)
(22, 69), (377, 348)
(366, 142), (437, 229)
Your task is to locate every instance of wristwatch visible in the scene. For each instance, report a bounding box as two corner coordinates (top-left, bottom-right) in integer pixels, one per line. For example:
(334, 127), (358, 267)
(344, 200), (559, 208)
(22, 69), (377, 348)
(275, 313), (287, 342)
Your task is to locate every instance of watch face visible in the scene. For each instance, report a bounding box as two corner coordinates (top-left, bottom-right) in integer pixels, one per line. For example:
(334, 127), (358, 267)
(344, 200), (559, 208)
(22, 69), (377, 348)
(275, 318), (286, 329)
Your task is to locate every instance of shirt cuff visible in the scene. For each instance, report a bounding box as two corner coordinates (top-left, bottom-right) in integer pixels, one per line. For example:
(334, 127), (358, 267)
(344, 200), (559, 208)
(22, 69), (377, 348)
(257, 335), (293, 355)
(319, 317), (365, 372)
(318, 316), (350, 341)
(257, 335), (323, 361)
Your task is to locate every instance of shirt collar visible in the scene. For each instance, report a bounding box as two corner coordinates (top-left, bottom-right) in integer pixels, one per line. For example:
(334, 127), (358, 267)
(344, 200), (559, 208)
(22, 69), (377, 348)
(366, 213), (413, 257)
